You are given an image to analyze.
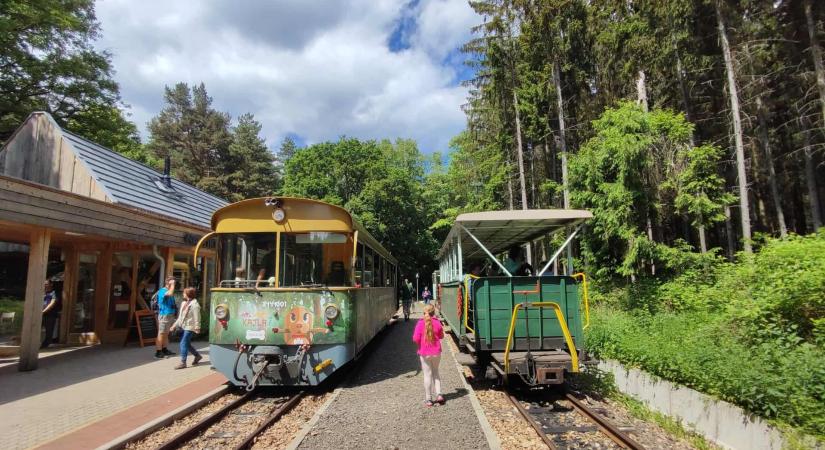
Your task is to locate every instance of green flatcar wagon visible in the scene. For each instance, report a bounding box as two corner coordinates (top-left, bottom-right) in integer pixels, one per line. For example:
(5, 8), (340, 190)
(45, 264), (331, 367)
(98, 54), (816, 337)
(437, 210), (592, 386)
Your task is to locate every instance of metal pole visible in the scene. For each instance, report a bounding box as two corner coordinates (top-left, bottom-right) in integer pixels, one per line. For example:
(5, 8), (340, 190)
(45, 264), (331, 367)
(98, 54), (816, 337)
(538, 225), (582, 276)
(458, 224), (512, 276)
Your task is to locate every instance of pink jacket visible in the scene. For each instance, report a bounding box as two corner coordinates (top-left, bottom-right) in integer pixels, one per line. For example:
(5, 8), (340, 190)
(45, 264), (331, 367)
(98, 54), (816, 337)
(413, 316), (444, 356)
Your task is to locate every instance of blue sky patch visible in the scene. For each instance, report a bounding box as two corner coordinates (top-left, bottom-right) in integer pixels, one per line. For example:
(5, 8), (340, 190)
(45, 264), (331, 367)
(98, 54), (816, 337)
(388, 0), (420, 52)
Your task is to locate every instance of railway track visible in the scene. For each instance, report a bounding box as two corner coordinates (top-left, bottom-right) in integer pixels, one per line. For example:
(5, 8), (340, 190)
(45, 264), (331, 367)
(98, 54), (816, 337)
(155, 390), (304, 450)
(506, 391), (644, 450)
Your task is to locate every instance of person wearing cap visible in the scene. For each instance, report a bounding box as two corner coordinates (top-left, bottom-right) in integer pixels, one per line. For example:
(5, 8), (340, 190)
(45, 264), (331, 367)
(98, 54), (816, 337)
(154, 276), (177, 359)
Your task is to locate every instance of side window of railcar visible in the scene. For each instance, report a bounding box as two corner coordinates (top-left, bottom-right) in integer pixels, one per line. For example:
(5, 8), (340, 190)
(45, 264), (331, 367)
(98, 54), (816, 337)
(279, 232), (351, 287)
(354, 243), (364, 287)
(219, 233), (276, 286)
(363, 247), (374, 287)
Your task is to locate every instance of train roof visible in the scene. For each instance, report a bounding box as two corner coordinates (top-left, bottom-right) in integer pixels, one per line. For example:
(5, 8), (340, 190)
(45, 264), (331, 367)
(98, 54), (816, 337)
(210, 197), (397, 264)
(437, 209), (592, 260)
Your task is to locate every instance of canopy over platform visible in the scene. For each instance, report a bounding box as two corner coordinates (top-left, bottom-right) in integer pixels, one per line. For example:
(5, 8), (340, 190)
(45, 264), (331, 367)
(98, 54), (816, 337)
(438, 209), (592, 260)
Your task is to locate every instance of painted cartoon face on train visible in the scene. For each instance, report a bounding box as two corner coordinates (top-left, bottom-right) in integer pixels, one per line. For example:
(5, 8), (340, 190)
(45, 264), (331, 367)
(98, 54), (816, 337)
(274, 305), (328, 345)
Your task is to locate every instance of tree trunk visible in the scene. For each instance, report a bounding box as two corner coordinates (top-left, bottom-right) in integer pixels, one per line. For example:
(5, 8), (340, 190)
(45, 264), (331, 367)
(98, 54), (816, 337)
(724, 205), (735, 259)
(755, 96), (787, 237)
(529, 144), (537, 207)
(717, 2), (753, 253)
(805, 0), (825, 129)
(553, 60), (570, 209)
(803, 127), (822, 231)
(512, 89), (529, 210)
(674, 36), (707, 252)
(636, 70), (649, 112)
(507, 156), (515, 210)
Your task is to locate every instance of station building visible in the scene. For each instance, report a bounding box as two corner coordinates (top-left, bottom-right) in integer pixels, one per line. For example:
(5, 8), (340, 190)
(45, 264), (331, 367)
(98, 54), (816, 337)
(0, 112), (227, 370)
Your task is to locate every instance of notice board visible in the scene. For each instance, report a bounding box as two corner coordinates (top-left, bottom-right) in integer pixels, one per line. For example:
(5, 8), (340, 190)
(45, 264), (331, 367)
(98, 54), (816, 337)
(134, 310), (158, 347)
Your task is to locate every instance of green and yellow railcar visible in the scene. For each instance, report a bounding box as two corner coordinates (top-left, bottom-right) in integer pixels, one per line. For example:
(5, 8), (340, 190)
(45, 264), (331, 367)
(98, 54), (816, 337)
(437, 210), (592, 385)
(194, 197), (398, 388)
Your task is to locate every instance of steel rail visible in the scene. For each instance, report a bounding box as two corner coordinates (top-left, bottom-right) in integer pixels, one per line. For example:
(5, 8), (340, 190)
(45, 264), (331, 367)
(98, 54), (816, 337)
(234, 392), (305, 450)
(506, 393), (558, 449)
(156, 391), (253, 450)
(565, 393), (645, 449)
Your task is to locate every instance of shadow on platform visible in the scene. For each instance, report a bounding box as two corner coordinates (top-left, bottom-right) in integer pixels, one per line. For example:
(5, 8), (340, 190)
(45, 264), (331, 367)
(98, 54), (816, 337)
(0, 341), (210, 406)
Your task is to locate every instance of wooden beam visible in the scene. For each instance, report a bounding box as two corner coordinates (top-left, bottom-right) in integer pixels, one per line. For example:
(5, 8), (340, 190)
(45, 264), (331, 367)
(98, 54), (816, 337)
(19, 228), (51, 371)
(59, 247), (79, 343)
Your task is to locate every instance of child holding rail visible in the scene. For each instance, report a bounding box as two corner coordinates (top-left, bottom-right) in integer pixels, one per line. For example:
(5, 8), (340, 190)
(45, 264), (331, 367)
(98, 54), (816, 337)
(413, 304), (445, 406)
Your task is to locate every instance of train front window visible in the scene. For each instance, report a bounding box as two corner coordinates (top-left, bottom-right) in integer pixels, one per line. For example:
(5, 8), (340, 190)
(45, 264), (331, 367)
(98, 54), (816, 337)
(279, 232), (351, 287)
(218, 233), (276, 286)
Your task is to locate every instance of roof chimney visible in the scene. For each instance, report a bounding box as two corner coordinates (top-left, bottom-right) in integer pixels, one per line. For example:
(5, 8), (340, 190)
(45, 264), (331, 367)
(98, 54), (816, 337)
(162, 156), (172, 188)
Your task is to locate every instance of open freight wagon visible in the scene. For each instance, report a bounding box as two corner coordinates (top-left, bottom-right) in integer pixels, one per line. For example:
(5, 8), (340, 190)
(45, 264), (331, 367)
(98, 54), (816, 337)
(436, 210), (593, 386)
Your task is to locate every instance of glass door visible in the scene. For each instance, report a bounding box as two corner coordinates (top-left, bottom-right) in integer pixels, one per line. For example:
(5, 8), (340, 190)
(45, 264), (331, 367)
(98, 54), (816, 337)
(72, 253), (97, 333)
(108, 252), (133, 329)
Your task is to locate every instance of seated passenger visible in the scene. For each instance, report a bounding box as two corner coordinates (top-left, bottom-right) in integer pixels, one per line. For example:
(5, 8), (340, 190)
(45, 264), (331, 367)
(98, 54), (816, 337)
(326, 261), (348, 286)
(256, 243), (277, 287)
(234, 267), (246, 287)
(504, 246), (533, 276)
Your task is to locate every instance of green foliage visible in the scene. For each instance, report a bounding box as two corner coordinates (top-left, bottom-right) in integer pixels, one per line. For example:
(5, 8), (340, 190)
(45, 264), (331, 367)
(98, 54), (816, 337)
(223, 113), (278, 202)
(569, 102), (696, 278)
(0, 297), (24, 335)
(674, 144), (735, 230)
(281, 137), (438, 278)
(0, 0), (121, 143)
(586, 233), (825, 438)
(586, 307), (825, 438)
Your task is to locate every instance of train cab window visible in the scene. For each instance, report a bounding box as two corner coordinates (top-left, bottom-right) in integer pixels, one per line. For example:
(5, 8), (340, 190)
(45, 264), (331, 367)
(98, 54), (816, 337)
(218, 233), (276, 287)
(280, 232), (351, 287)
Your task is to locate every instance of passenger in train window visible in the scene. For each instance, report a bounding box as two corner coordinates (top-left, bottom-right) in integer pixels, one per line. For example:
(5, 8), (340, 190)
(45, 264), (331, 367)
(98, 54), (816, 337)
(504, 246), (533, 276)
(255, 241), (277, 287)
(234, 267), (246, 287)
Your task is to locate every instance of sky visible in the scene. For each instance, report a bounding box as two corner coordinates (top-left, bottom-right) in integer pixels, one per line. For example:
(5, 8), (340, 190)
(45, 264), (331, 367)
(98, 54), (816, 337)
(94, 0), (480, 154)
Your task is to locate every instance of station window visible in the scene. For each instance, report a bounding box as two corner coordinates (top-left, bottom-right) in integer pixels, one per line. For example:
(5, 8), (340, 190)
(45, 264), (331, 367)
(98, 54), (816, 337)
(218, 233), (276, 286)
(279, 232), (351, 287)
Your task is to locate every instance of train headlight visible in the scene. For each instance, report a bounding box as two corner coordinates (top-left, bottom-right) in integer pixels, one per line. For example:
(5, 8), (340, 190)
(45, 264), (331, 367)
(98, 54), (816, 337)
(214, 304), (229, 320)
(272, 208), (285, 223)
(324, 304), (339, 320)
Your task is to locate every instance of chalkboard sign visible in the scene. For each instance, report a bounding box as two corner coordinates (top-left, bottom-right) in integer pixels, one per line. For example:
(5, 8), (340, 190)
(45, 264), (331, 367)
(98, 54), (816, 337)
(134, 310), (158, 347)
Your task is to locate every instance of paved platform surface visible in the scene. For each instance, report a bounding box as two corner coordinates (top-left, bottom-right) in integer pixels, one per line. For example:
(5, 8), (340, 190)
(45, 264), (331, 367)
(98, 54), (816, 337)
(0, 342), (219, 450)
(295, 303), (494, 450)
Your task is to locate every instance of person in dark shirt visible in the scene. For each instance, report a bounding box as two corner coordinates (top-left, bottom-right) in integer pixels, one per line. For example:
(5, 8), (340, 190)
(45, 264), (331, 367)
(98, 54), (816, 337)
(41, 280), (60, 349)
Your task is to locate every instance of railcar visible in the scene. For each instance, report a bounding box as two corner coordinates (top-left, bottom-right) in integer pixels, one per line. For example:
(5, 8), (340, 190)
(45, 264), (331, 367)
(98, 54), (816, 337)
(194, 197), (398, 388)
(437, 210), (593, 386)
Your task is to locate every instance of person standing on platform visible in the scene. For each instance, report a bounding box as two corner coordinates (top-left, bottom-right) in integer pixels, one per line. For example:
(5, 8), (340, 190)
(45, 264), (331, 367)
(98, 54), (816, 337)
(421, 286), (432, 305)
(171, 287), (202, 369)
(154, 277), (177, 359)
(41, 280), (60, 349)
(401, 278), (413, 321)
(413, 304), (445, 407)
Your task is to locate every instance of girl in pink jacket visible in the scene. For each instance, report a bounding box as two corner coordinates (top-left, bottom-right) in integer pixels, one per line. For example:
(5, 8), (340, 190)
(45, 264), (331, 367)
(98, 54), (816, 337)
(413, 304), (445, 406)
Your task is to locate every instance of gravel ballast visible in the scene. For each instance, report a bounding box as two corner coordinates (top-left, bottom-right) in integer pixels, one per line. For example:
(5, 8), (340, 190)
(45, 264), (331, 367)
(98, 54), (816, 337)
(296, 308), (491, 450)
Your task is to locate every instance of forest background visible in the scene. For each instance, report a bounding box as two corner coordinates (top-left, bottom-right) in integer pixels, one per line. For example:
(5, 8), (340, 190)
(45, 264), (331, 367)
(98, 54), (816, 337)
(2, 0), (824, 441)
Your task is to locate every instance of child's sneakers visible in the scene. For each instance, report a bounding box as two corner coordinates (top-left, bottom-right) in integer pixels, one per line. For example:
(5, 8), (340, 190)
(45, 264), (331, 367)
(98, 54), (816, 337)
(424, 399), (434, 407)
(435, 395), (445, 405)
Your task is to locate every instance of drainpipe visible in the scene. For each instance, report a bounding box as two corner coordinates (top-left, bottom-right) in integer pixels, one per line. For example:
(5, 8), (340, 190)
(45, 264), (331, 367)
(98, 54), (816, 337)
(153, 245), (165, 290)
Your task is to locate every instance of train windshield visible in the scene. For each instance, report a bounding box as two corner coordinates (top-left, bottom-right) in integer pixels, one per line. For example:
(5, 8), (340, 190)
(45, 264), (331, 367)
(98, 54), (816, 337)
(218, 233), (277, 284)
(279, 232), (351, 287)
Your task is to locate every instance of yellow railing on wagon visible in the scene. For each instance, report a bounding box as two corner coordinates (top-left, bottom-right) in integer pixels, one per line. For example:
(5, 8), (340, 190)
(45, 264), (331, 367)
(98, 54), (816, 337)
(503, 302), (579, 374)
(572, 272), (590, 330)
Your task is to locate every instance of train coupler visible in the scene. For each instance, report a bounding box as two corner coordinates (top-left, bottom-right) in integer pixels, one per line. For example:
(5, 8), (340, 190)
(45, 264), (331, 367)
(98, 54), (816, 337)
(245, 345), (309, 389)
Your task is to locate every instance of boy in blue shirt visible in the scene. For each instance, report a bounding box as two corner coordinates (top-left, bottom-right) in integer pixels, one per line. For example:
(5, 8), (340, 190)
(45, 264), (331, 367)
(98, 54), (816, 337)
(155, 277), (177, 359)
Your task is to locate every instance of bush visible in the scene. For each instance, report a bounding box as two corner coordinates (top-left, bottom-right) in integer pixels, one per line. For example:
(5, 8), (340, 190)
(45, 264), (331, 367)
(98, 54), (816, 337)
(586, 306), (825, 439)
(585, 232), (825, 439)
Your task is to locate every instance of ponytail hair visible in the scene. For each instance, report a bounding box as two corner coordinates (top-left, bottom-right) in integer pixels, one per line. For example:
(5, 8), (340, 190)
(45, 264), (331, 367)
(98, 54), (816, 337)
(423, 304), (436, 343)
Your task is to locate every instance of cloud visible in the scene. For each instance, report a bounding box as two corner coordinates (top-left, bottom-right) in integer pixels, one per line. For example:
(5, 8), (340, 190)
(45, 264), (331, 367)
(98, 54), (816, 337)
(94, 0), (478, 154)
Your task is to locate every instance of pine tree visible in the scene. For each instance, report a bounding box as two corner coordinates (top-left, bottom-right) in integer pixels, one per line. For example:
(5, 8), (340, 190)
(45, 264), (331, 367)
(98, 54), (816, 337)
(224, 113), (278, 201)
(147, 82), (232, 198)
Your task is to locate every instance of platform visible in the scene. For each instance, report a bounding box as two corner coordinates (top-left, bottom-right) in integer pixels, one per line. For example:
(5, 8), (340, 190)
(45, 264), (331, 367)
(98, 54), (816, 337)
(292, 303), (498, 450)
(0, 343), (226, 450)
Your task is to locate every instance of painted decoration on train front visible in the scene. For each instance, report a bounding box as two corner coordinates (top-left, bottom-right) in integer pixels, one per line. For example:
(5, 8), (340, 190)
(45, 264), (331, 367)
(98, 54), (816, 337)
(209, 290), (352, 345)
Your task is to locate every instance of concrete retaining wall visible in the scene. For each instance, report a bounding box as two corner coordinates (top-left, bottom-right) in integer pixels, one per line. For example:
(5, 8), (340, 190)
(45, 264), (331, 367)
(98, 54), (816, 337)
(597, 359), (787, 450)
